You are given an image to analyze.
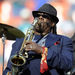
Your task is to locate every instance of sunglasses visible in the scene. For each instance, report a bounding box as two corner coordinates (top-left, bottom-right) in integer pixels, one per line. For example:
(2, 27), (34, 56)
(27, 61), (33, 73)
(34, 13), (51, 19)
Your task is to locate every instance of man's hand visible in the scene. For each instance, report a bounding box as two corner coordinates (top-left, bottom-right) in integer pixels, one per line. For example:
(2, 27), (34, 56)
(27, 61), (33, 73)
(25, 41), (43, 54)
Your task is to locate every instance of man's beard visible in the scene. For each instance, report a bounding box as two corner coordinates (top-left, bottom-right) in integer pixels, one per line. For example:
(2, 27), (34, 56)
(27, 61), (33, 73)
(33, 21), (51, 33)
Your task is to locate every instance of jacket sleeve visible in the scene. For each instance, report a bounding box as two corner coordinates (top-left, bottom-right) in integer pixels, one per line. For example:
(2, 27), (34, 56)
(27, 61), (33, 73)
(3, 41), (17, 75)
(47, 36), (73, 72)
(3, 38), (23, 75)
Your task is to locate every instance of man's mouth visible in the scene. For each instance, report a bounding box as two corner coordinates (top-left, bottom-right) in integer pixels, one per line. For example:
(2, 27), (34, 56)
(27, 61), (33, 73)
(33, 22), (44, 33)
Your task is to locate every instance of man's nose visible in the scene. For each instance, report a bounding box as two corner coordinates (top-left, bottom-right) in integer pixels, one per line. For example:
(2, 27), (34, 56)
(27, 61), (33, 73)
(39, 16), (44, 20)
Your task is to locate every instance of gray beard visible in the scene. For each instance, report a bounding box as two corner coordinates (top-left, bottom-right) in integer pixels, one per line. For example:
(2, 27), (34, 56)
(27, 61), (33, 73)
(33, 21), (51, 33)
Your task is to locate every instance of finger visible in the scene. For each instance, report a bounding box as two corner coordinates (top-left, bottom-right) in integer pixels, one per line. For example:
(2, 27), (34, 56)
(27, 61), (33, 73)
(25, 48), (31, 51)
(25, 41), (33, 45)
(24, 44), (26, 48)
(25, 45), (32, 51)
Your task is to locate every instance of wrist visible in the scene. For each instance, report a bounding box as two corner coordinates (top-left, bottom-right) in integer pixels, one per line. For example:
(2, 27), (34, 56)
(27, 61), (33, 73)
(40, 47), (43, 54)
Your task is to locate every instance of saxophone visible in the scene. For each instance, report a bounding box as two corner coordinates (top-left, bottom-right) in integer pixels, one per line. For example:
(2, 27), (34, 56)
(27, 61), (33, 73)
(7, 18), (38, 75)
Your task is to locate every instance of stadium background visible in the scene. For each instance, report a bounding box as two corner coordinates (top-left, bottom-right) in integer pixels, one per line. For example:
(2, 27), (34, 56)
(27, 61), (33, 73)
(0, 0), (75, 74)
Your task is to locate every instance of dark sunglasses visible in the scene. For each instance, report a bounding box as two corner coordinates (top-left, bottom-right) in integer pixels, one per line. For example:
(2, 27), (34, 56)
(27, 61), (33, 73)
(34, 13), (51, 19)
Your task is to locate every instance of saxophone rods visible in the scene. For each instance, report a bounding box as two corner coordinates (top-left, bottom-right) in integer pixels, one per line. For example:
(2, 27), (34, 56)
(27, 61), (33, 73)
(10, 27), (34, 75)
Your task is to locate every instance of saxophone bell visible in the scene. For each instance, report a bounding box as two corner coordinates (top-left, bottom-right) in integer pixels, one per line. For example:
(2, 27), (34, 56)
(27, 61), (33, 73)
(9, 18), (37, 75)
(10, 54), (26, 75)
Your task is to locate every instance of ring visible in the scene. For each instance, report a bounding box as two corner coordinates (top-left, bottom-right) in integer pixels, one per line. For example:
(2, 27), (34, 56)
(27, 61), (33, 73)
(24, 45), (26, 47)
(30, 45), (32, 49)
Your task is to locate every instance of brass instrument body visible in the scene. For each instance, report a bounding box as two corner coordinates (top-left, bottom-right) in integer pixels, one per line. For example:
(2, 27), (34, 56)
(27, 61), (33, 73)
(9, 18), (38, 75)
(10, 26), (34, 75)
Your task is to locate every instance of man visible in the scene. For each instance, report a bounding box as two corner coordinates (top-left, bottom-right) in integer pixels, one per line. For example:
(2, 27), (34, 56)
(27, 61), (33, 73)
(3, 3), (73, 75)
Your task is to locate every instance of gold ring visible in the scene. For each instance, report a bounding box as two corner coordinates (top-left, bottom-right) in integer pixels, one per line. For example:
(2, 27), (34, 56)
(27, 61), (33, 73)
(30, 45), (32, 49)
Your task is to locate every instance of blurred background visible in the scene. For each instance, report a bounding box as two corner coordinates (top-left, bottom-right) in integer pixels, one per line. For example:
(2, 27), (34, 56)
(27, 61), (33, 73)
(0, 0), (75, 75)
